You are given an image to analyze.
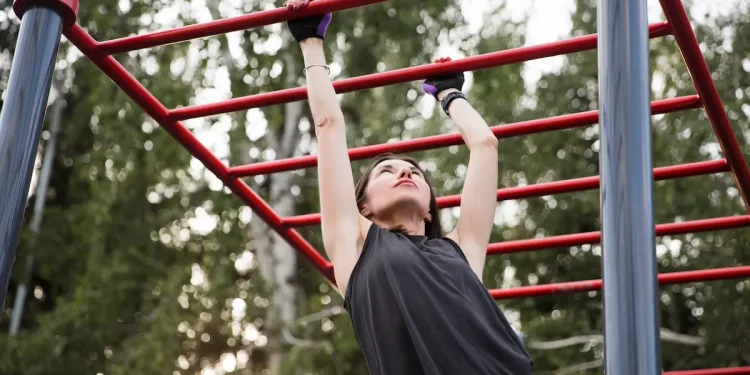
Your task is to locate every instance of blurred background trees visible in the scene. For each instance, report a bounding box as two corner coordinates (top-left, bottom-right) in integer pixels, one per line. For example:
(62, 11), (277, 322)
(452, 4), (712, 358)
(0, 0), (748, 373)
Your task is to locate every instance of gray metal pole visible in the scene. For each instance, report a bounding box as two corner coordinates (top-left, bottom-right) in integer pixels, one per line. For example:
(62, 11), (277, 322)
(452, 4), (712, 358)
(597, 0), (661, 373)
(0, 7), (66, 312)
(8, 74), (66, 335)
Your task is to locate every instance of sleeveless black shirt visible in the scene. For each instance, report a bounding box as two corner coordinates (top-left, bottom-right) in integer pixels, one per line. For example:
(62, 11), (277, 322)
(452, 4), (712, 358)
(344, 224), (533, 375)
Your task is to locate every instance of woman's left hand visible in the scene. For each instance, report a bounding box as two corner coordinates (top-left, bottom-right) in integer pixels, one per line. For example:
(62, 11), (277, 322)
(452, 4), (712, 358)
(422, 57), (465, 99)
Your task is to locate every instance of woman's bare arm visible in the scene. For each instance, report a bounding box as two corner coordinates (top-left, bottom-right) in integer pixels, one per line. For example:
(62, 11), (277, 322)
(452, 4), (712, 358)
(288, 4), (366, 294)
(423, 58), (498, 278)
(441, 89), (498, 277)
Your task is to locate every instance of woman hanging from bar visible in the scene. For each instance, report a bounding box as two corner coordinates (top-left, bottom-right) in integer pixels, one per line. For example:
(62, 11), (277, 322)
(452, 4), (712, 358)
(285, 1), (532, 374)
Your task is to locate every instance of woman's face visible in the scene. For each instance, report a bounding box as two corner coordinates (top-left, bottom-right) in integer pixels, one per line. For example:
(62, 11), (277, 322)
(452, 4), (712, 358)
(361, 158), (432, 220)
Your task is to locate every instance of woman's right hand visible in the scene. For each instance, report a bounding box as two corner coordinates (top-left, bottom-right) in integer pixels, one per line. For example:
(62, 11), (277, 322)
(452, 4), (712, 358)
(285, 0), (332, 43)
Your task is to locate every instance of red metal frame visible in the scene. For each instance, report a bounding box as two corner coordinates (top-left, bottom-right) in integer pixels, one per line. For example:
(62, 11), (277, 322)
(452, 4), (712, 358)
(665, 367), (750, 375)
(282, 159), (728, 227)
(489, 265), (750, 299)
(488, 215), (750, 255)
(64, 24), (333, 278)
(232, 95), (701, 177)
(659, 0), (750, 213)
(64, 1), (750, 371)
(96, 0), (387, 55)
(169, 22), (671, 121)
(63, 0), (750, 292)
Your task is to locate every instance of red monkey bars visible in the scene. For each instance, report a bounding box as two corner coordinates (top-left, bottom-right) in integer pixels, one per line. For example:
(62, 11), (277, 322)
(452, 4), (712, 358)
(57, 0), (750, 373)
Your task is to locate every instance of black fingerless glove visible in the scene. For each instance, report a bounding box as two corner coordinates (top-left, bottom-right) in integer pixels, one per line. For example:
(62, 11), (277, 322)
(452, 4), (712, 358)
(287, 12), (332, 43)
(422, 72), (465, 98)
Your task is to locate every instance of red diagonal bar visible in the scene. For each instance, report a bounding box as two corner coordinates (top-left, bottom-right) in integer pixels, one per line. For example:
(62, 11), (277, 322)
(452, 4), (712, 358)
(660, 0), (750, 213)
(665, 368), (750, 375)
(169, 22), (672, 121)
(233, 95), (701, 177)
(64, 25), (332, 277)
(225, 177), (334, 278)
(281, 159), (728, 227)
(64, 25), (229, 181)
(489, 215), (750, 255)
(489, 266), (750, 299)
(96, 0), (387, 55)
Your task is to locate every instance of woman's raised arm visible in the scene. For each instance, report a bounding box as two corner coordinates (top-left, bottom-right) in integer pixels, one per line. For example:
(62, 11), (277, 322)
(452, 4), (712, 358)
(286, 2), (364, 291)
(423, 58), (499, 278)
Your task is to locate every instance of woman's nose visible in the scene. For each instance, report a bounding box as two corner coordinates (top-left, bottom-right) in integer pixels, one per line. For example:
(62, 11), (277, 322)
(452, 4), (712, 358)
(398, 168), (412, 179)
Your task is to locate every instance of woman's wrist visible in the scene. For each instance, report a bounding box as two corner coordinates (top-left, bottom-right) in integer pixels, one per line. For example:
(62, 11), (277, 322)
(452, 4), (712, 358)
(300, 37), (323, 50)
(440, 90), (467, 116)
(436, 88), (460, 101)
(300, 38), (326, 66)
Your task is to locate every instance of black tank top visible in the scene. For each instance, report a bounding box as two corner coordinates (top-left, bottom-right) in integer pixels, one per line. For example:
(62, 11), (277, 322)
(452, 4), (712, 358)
(344, 224), (533, 375)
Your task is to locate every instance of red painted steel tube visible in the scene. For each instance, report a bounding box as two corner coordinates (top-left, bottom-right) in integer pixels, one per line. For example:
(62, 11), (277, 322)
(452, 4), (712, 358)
(233, 95), (701, 177)
(281, 159), (729, 227)
(96, 0), (387, 55)
(489, 265), (750, 299)
(488, 215), (750, 255)
(660, 0), (750, 213)
(169, 22), (672, 121)
(64, 25), (333, 276)
(664, 368), (750, 375)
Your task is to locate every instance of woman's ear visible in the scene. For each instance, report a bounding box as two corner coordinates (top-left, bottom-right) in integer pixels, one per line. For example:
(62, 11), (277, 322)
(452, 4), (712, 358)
(424, 213), (432, 223)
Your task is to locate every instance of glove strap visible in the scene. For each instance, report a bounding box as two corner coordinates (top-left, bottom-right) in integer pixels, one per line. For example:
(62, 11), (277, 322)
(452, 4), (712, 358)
(440, 91), (466, 116)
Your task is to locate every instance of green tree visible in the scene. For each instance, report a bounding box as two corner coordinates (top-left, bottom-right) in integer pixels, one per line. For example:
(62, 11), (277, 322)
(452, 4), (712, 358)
(0, 0), (239, 373)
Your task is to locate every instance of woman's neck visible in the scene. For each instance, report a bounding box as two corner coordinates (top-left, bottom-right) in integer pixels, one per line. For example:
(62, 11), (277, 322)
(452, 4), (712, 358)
(372, 211), (426, 236)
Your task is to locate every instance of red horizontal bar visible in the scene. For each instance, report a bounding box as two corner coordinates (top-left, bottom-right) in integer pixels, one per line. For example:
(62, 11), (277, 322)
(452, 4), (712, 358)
(665, 367), (750, 375)
(169, 22), (672, 121)
(660, 0), (750, 213)
(281, 159), (728, 227)
(233, 94), (701, 177)
(96, 0), (387, 55)
(489, 266), (750, 299)
(64, 24), (333, 277)
(489, 215), (750, 255)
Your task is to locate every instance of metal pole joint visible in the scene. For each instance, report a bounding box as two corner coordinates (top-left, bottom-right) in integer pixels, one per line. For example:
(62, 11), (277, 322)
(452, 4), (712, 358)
(13, 0), (78, 29)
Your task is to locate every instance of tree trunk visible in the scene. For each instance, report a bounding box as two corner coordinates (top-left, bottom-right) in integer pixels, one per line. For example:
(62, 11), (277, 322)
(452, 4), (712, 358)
(205, 2), (305, 371)
(248, 50), (304, 373)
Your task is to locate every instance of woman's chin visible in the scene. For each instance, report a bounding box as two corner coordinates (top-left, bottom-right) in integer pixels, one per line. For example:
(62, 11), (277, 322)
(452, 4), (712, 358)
(381, 193), (428, 211)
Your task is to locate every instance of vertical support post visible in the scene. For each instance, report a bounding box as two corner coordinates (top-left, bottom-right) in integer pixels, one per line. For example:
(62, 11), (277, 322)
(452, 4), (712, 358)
(0, 0), (78, 312)
(8, 73), (66, 334)
(598, 0), (661, 373)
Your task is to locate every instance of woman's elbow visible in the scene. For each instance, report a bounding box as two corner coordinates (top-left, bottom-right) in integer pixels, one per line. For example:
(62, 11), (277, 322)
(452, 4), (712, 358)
(468, 135), (498, 151)
(313, 111), (345, 130)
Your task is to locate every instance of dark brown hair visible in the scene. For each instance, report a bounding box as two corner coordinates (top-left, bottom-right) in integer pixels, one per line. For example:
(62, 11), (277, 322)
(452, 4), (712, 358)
(354, 153), (442, 239)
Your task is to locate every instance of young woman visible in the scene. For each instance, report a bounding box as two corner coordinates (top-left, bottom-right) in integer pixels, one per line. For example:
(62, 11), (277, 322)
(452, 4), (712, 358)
(286, 2), (533, 373)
